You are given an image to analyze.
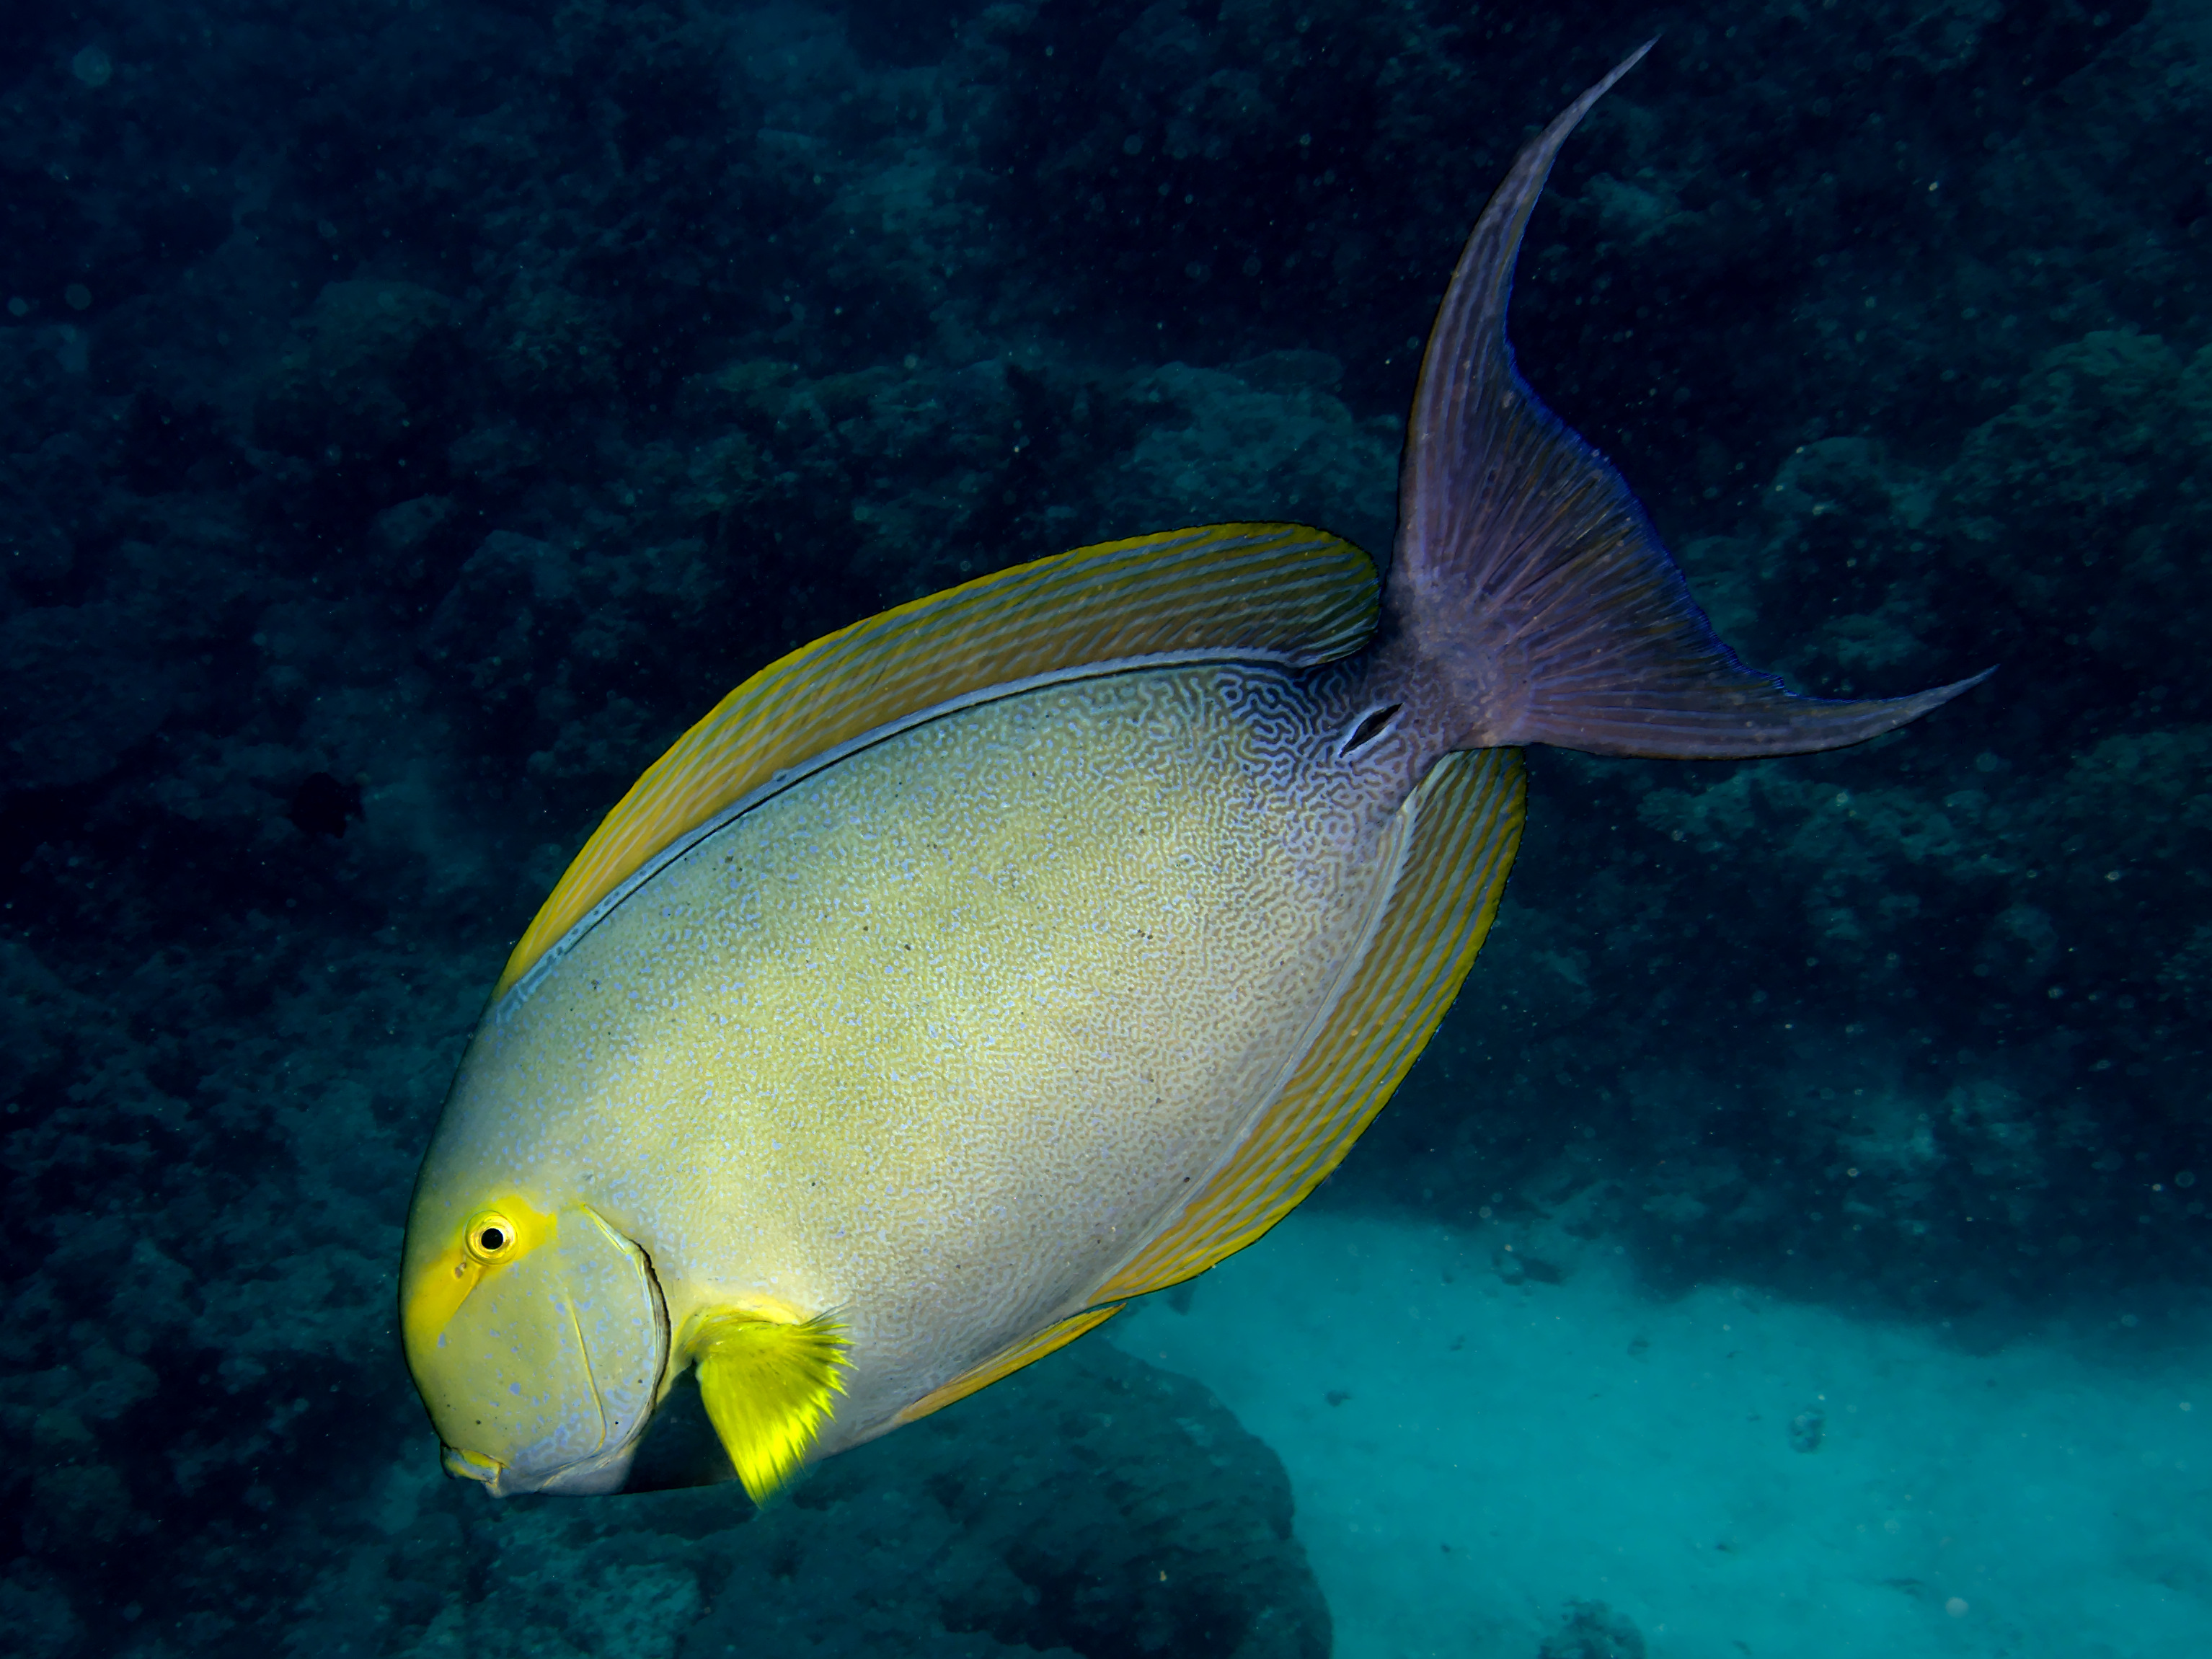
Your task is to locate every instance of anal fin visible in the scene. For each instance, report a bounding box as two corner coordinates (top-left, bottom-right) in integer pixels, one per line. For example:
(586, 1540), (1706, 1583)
(1095, 746), (1526, 1302)
(885, 743), (1521, 1423)
(892, 1304), (1124, 1428)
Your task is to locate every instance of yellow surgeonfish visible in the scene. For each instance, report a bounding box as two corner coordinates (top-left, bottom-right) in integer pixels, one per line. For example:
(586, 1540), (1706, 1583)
(399, 46), (1985, 1502)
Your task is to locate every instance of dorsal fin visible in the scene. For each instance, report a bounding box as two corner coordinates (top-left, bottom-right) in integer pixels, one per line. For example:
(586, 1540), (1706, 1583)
(495, 522), (1380, 998)
(1093, 746), (1525, 1301)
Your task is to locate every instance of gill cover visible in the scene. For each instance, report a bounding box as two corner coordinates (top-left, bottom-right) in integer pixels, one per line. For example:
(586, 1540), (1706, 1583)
(402, 1200), (667, 1495)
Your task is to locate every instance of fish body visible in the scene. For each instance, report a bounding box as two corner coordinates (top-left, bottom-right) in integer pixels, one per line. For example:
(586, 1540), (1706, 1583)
(422, 660), (1421, 1456)
(401, 46), (1984, 1502)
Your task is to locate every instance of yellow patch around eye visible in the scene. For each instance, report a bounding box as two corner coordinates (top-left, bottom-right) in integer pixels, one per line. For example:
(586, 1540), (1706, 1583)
(402, 1196), (557, 1358)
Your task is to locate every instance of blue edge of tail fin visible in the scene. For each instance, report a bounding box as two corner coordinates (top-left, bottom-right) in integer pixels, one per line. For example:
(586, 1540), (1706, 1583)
(1386, 41), (1992, 761)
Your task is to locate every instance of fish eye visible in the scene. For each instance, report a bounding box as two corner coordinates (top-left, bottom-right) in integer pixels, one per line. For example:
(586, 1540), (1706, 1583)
(465, 1212), (516, 1262)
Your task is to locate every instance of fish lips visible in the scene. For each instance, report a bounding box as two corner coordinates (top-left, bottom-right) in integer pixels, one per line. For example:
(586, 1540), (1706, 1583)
(443, 1338), (748, 1499)
(443, 1435), (642, 1497)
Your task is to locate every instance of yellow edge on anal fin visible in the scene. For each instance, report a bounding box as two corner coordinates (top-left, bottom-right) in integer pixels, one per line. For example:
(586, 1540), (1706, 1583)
(495, 522), (1380, 999)
(1094, 747), (1527, 1303)
(691, 1310), (851, 1505)
(891, 1304), (1125, 1428)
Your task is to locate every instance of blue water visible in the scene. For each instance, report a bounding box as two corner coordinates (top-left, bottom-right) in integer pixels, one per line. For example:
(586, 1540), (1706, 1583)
(4, 3), (2208, 1655)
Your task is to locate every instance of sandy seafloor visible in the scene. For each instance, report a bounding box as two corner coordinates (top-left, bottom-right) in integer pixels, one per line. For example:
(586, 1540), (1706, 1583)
(1115, 1212), (2212, 1658)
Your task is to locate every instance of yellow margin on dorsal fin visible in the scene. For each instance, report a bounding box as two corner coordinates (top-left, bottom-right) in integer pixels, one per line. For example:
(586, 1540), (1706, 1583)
(1092, 746), (1527, 1303)
(493, 521), (1379, 999)
(690, 1309), (850, 1505)
(890, 1304), (1124, 1430)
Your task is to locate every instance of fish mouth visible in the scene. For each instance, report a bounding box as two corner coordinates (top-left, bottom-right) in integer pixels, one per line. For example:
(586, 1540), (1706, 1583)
(443, 1436), (644, 1497)
(447, 1351), (740, 1499)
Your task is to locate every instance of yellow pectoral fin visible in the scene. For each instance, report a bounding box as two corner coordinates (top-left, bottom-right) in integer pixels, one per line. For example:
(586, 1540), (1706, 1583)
(691, 1310), (851, 1505)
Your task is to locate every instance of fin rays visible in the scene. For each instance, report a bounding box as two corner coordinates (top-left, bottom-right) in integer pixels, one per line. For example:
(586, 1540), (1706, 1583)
(890, 1304), (1125, 1430)
(691, 1310), (850, 1505)
(1390, 42), (1990, 758)
(495, 522), (1378, 999)
(1094, 748), (1525, 1301)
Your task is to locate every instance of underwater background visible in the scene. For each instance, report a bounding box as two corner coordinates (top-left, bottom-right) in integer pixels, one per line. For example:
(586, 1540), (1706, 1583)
(3, 1), (2209, 1655)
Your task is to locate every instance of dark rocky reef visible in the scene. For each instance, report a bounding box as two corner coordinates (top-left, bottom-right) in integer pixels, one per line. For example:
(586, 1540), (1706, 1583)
(8, 1316), (1325, 1658)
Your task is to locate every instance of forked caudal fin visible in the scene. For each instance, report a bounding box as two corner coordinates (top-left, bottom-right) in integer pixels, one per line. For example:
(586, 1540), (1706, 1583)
(1383, 43), (1990, 760)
